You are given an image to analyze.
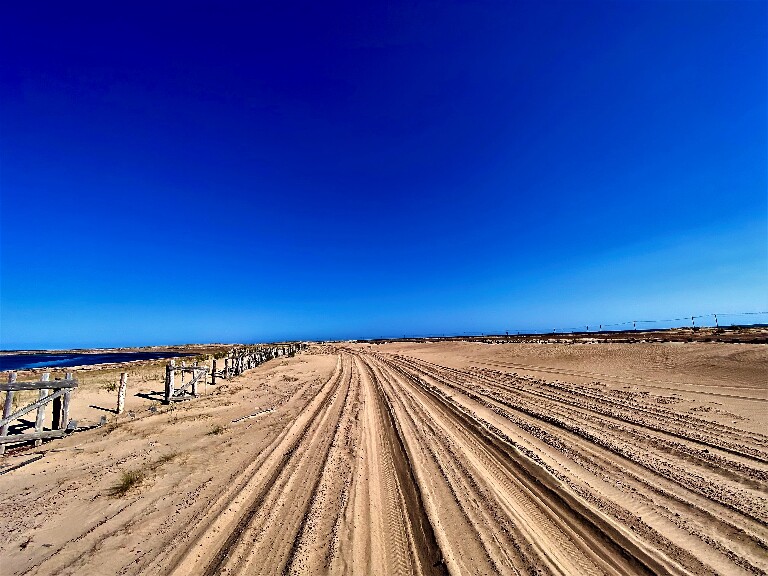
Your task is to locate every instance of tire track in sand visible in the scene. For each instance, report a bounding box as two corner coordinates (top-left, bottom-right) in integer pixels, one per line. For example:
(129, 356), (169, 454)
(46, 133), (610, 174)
(162, 352), (446, 576)
(369, 352), (683, 575)
(161, 355), (347, 576)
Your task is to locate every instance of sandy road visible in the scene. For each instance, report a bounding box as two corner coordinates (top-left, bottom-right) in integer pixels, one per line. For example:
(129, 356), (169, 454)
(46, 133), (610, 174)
(153, 348), (768, 575)
(161, 352), (446, 576)
(1, 344), (766, 575)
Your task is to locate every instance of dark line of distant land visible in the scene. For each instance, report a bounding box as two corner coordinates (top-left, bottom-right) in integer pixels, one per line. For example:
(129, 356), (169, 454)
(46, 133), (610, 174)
(350, 324), (768, 345)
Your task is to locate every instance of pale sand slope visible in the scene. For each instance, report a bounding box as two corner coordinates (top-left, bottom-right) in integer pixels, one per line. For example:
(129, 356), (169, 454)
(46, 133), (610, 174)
(1, 342), (766, 576)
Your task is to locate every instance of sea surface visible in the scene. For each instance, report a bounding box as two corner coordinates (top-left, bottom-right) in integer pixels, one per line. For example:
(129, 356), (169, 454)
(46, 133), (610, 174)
(0, 351), (197, 371)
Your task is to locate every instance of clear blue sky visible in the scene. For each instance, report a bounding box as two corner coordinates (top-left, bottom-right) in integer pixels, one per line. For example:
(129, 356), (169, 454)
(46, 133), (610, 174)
(1, 1), (766, 349)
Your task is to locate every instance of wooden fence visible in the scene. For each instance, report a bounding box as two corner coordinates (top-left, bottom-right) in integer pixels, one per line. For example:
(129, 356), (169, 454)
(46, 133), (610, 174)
(0, 344), (310, 447)
(160, 342), (308, 401)
(0, 372), (77, 453)
(211, 342), (306, 384)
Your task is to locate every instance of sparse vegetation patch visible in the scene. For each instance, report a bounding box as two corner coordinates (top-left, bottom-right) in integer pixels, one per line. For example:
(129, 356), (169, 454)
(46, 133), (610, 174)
(108, 469), (145, 497)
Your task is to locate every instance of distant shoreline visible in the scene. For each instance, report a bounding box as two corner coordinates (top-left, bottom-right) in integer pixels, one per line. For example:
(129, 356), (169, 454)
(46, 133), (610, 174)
(0, 350), (202, 372)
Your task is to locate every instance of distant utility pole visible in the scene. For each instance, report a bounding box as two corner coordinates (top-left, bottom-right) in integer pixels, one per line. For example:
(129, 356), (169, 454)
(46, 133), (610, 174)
(714, 314), (718, 328)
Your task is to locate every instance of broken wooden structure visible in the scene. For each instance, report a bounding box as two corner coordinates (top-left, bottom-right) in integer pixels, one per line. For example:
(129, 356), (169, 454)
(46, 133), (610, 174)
(0, 371), (78, 453)
(164, 361), (208, 404)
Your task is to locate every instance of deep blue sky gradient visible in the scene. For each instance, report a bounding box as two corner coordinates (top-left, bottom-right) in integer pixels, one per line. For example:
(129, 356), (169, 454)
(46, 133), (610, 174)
(1, 1), (766, 348)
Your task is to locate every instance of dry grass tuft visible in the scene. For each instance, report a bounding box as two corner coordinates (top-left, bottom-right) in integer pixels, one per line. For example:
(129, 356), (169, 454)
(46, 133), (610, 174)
(208, 424), (226, 436)
(108, 469), (145, 497)
(102, 422), (119, 435)
(155, 452), (179, 465)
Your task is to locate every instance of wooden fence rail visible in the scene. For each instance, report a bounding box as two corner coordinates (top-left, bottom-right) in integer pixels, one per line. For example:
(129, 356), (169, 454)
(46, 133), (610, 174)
(0, 372), (78, 453)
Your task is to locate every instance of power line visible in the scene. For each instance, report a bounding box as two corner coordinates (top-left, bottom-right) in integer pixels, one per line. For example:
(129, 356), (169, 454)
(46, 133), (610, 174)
(373, 312), (767, 340)
(501, 311), (767, 336)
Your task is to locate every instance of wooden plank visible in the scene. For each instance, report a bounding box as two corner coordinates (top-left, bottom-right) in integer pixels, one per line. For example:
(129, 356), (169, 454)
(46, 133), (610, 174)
(232, 408), (274, 423)
(174, 366), (208, 373)
(167, 395), (195, 403)
(0, 379), (78, 392)
(0, 454), (44, 474)
(0, 388), (65, 429)
(0, 429), (67, 445)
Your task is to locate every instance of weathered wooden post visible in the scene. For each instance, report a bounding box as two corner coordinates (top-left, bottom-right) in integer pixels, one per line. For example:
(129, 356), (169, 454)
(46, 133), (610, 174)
(117, 372), (127, 414)
(191, 362), (198, 396)
(212, 359), (217, 386)
(0, 372), (16, 455)
(165, 360), (175, 404)
(35, 373), (51, 446)
(225, 358), (230, 379)
(62, 372), (73, 429)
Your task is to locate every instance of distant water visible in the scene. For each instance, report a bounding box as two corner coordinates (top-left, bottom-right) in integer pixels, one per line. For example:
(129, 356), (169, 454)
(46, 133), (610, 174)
(0, 351), (198, 371)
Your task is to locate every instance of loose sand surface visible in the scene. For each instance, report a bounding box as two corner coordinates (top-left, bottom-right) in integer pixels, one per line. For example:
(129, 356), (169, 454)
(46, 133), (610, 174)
(1, 341), (766, 575)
